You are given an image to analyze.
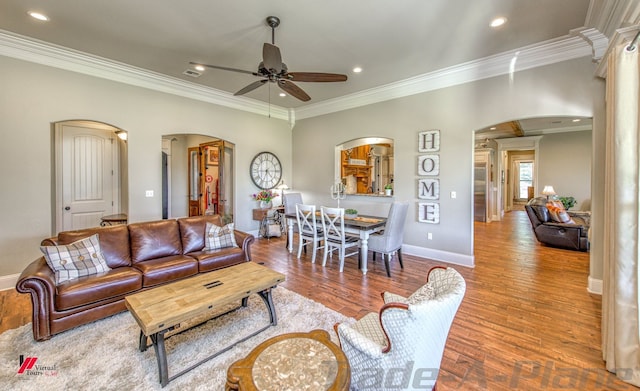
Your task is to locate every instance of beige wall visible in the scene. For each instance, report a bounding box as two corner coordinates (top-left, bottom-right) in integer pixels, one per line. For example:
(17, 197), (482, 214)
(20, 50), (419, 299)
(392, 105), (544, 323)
(0, 53), (607, 287)
(0, 55), (292, 276)
(292, 57), (603, 269)
(539, 130), (592, 210)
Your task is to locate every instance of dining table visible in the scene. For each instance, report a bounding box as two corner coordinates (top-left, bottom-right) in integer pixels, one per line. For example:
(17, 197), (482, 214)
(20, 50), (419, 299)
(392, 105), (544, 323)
(283, 212), (387, 274)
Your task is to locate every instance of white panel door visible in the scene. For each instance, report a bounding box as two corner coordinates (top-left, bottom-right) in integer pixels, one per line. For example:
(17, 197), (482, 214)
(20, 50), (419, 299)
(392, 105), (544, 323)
(60, 124), (115, 231)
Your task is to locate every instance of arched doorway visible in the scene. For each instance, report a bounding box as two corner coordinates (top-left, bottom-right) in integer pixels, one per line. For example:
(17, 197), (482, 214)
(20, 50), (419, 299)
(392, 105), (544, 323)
(162, 134), (235, 223)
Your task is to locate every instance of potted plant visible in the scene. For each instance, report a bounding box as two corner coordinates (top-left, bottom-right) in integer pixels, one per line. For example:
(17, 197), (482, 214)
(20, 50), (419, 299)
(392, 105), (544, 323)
(558, 196), (576, 210)
(384, 183), (393, 196)
(344, 208), (358, 218)
(251, 189), (278, 209)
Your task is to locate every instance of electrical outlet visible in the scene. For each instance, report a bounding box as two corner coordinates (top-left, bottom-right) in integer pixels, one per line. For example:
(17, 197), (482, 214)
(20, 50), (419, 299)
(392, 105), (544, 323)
(428, 233), (433, 240)
(145, 190), (154, 197)
(451, 191), (457, 199)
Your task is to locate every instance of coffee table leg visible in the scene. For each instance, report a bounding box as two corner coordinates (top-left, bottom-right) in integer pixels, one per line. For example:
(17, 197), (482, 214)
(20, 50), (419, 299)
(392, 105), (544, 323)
(150, 331), (169, 387)
(139, 330), (148, 352)
(241, 297), (249, 307)
(257, 288), (278, 326)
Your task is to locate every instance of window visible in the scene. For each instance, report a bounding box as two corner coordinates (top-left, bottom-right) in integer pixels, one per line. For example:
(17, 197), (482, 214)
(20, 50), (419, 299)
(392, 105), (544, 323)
(518, 162), (533, 199)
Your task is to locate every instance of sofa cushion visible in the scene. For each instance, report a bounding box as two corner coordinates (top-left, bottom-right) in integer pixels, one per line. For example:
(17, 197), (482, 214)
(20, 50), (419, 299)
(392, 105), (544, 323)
(178, 215), (224, 254)
(57, 224), (132, 268)
(129, 220), (182, 264)
(133, 255), (198, 287)
(41, 234), (111, 285)
(204, 222), (238, 250)
(189, 247), (245, 273)
(531, 205), (550, 223)
(55, 267), (143, 310)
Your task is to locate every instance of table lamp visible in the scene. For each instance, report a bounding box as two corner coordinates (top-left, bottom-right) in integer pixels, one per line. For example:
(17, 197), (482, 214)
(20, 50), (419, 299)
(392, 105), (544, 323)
(277, 182), (289, 206)
(542, 185), (556, 200)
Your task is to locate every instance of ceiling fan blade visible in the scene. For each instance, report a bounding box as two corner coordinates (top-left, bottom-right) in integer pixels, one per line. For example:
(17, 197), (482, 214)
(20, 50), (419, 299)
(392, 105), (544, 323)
(263, 43), (282, 73)
(189, 62), (256, 76)
(234, 80), (268, 96)
(287, 72), (348, 82)
(278, 79), (311, 102)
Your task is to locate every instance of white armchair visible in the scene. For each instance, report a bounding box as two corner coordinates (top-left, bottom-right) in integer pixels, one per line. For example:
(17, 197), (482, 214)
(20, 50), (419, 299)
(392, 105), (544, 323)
(335, 267), (466, 390)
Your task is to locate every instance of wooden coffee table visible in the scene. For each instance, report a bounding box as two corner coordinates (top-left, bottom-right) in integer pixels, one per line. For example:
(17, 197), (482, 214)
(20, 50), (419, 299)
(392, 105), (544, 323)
(226, 329), (350, 390)
(125, 262), (285, 387)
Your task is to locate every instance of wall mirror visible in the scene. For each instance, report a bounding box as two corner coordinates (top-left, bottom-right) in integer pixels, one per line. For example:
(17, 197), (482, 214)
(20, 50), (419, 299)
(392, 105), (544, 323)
(335, 137), (394, 195)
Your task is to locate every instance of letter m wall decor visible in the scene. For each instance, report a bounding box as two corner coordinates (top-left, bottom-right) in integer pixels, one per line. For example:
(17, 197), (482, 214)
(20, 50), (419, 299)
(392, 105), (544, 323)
(417, 130), (440, 224)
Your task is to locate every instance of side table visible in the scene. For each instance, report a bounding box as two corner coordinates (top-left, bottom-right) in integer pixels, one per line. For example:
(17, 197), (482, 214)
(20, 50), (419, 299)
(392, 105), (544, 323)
(252, 207), (284, 239)
(100, 213), (128, 226)
(226, 329), (350, 391)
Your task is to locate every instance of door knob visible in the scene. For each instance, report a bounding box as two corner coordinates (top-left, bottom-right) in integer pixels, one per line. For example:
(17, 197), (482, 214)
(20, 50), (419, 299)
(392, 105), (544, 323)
(64, 206), (71, 211)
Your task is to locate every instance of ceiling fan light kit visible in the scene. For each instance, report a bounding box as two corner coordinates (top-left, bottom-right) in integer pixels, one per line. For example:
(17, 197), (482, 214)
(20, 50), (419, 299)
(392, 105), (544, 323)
(191, 16), (347, 102)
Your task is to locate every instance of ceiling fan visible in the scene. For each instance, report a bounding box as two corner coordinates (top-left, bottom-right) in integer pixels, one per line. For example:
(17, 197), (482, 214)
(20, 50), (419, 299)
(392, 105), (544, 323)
(190, 16), (347, 102)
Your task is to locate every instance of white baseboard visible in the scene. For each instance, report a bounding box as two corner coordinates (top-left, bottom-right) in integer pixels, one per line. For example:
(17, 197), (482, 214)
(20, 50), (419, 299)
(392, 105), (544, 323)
(588, 276), (603, 295)
(402, 245), (475, 268)
(0, 273), (19, 291)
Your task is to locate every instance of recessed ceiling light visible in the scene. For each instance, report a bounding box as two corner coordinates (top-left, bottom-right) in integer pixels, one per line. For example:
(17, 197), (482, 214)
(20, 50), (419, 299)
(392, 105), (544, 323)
(490, 127), (497, 130)
(28, 11), (49, 21)
(279, 93), (286, 97)
(194, 64), (205, 72)
(353, 67), (362, 73)
(572, 119), (581, 122)
(490, 17), (507, 28)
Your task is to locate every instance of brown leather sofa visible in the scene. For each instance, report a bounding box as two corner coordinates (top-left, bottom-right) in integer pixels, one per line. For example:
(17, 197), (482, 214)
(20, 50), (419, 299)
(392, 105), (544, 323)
(16, 215), (254, 341)
(525, 197), (590, 252)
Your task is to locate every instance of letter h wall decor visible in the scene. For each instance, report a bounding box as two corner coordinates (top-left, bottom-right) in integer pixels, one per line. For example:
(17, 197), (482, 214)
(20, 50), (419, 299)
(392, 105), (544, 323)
(417, 130), (440, 224)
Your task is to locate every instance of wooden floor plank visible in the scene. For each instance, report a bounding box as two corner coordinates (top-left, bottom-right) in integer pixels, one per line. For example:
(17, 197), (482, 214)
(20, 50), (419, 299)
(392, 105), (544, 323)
(1, 211), (636, 390)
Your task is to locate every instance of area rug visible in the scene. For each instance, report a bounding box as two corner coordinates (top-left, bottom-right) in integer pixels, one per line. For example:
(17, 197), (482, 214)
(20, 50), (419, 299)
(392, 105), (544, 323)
(0, 287), (353, 390)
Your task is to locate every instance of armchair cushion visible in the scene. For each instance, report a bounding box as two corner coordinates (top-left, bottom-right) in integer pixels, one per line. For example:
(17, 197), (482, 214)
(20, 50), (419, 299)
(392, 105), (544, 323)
(40, 234), (111, 285)
(383, 282), (436, 305)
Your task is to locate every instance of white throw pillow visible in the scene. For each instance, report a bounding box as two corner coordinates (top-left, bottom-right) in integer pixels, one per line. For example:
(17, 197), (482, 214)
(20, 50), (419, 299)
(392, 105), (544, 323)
(40, 234), (110, 285)
(204, 222), (238, 250)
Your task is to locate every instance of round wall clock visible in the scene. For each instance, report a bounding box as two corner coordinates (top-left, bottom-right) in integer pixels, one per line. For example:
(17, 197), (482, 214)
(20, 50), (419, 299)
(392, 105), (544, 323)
(250, 151), (282, 189)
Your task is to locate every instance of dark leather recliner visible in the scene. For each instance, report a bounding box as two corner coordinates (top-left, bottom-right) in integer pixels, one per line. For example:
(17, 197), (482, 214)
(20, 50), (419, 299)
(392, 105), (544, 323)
(524, 198), (589, 252)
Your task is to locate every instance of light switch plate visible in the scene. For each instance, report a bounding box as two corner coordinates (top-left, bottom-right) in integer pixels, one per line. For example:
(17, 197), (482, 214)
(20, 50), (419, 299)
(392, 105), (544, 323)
(145, 190), (154, 197)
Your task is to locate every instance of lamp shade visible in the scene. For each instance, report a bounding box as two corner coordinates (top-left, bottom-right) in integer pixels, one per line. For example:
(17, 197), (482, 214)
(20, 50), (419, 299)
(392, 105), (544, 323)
(542, 186), (556, 196)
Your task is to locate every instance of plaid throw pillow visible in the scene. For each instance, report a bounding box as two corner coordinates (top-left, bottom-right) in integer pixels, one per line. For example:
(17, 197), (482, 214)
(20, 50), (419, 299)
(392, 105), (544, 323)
(204, 222), (238, 250)
(40, 234), (110, 285)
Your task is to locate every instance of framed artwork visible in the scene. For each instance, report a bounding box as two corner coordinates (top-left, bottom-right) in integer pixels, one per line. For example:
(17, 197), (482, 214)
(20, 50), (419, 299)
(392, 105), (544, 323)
(208, 148), (220, 165)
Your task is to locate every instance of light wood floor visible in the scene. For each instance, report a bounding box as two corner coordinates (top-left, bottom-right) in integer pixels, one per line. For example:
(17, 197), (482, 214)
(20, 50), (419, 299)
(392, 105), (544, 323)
(2, 211), (636, 390)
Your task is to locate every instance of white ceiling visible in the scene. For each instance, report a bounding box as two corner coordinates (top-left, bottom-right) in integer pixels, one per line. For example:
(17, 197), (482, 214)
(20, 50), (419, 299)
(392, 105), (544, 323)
(0, 0), (592, 108)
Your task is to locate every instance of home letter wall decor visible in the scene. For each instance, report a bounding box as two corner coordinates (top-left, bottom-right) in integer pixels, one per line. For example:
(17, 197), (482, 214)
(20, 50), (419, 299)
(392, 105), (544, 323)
(417, 130), (440, 224)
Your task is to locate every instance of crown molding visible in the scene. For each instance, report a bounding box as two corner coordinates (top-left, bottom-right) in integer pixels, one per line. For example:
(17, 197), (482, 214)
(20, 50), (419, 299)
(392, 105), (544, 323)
(0, 29), (594, 123)
(0, 30), (290, 121)
(295, 35), (593, 120)
(595, 25), (640, 78)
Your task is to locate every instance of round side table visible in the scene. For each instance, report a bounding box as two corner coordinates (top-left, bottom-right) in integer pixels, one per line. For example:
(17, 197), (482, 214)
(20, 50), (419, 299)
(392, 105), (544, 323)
(226, 329), (350, 391)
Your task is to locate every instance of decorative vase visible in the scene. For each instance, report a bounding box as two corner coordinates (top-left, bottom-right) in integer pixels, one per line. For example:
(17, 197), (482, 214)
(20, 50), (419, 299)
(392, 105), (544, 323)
(259, 200), (272, 209)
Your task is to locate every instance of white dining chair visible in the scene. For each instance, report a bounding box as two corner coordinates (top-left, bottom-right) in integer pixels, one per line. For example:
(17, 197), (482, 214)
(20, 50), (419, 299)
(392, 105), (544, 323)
(295, 203), (324, 263)
(320, 206), (360, 272)
(283, 193), (303, 249)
